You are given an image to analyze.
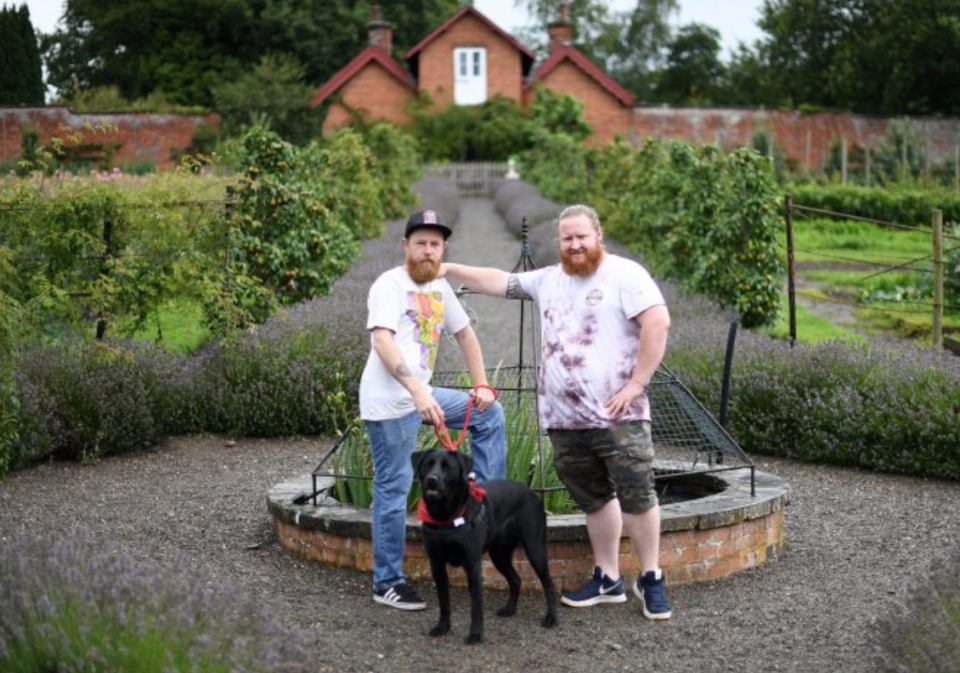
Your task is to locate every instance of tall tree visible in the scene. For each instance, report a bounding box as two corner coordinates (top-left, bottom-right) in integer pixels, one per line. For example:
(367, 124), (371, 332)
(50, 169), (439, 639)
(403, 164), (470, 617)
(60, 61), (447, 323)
(654, 22), (726, 105)
(40, 0), (463, 108)
(517, 0), (677, 100)
(0, 4), (45, 105)
(744, 0), (960, 115)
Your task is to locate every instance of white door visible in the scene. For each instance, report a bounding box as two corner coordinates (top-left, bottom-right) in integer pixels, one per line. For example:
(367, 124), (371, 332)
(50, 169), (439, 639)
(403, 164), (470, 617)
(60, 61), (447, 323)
(453, 47), (487, 105)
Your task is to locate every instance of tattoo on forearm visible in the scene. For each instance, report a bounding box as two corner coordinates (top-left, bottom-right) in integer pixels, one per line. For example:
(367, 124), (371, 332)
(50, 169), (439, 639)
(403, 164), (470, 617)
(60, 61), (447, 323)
(394, 363), (412, 378)
(506, 274), (532, 300)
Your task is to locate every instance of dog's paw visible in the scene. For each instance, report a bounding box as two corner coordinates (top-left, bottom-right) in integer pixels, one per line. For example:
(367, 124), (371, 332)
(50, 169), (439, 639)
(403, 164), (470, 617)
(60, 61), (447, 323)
(496, 605), (517, 618)
(464, 632), (484, 645)
(541, 613), (558, 629)
(428, 623), (450, 638)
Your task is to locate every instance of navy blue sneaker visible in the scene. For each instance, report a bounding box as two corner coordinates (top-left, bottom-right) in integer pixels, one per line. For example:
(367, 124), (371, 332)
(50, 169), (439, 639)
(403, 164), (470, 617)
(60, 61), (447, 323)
(561, 566), (627, 607)
(635, 570), (672, 620)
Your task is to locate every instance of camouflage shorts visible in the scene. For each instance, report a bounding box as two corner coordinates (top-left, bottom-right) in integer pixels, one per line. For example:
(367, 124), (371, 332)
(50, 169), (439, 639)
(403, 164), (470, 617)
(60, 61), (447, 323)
(548, 421), (657, 515)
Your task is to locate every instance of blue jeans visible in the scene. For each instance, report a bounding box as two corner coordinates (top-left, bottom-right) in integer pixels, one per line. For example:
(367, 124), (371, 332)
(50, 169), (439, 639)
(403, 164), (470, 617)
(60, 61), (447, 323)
(364, 387), (506, 591)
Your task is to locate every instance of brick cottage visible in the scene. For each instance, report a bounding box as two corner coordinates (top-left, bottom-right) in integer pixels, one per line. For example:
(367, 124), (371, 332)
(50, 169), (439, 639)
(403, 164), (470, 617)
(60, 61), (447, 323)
(311, 4), (635, 145)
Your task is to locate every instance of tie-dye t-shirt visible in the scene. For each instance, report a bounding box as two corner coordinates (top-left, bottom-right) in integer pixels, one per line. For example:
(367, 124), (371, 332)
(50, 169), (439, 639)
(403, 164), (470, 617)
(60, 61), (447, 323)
(360, 266), (469, 421)
(516, 254), (666, 430)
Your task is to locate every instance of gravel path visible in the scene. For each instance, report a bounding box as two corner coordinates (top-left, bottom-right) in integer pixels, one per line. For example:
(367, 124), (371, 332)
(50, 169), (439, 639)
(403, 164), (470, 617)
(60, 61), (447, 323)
(3, 198), (959, 672)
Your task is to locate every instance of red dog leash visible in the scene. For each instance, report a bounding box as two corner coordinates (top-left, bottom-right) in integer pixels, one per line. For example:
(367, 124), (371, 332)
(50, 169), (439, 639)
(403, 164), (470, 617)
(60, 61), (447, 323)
(432, 384), (498, 451)
(418, 384), (498, 527)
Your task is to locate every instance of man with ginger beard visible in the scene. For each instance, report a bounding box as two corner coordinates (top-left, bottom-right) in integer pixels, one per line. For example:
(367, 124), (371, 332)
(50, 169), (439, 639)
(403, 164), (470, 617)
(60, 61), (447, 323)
(360, 209), (506, 611)
(441, 204), (673, 620)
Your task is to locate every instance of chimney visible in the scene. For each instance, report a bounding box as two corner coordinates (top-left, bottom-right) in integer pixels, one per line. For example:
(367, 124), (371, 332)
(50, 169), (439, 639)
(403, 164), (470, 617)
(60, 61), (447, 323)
(548, 3), (573, 52)
(367, 5), (392, 53)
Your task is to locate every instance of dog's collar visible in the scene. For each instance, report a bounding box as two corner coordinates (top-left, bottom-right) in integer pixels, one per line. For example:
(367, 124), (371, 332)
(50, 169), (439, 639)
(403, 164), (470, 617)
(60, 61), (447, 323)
(417, 479), (486, 529)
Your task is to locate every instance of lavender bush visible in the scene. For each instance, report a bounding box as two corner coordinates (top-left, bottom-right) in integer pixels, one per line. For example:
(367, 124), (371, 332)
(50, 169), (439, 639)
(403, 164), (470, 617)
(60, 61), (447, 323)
(503, 194), (560, 237)
(0, 529), (313, 673)
(874, 548), (960, 672)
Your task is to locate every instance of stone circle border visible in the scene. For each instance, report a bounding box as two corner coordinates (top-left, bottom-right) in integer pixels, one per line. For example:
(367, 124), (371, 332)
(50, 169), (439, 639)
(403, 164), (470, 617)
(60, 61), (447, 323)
(267, 466), (790, 590)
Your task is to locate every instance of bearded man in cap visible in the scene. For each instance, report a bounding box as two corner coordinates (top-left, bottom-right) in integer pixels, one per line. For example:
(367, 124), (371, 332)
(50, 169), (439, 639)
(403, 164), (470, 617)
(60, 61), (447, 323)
(360, 209), (506, 611)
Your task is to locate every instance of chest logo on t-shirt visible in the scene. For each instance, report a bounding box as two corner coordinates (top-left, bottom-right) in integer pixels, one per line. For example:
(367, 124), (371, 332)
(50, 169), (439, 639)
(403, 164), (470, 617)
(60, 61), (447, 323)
(405, 291), (445, 370)
(585, 288), (604, 306)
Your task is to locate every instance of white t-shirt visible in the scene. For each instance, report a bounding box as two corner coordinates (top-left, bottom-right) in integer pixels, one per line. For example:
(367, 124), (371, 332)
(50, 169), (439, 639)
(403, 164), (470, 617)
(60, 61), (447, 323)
(359, 266), (470, 421)
(516, 254), (666, 430)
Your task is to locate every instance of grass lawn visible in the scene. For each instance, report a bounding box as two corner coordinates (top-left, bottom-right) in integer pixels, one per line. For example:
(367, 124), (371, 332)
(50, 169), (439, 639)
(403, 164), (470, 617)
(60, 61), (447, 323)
(790, 217), (934, 266)
(765, 298), (867, 345)
(782, 216), (958, 343)
(130, 300), (211, 353)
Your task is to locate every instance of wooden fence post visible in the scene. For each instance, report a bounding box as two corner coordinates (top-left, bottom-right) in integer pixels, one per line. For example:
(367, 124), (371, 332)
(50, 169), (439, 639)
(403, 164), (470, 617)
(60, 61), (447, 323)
(841, 135), (848, 185)
(96, 217), (114, 340)
(865, 141), (872, 187)
(932, 209), (944, 350)
(786, 195), (797, 347)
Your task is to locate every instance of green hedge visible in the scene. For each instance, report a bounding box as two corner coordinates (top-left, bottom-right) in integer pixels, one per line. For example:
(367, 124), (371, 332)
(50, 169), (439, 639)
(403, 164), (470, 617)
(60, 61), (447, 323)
(789, 183), (960, 227)
(522, 136), (784, 328)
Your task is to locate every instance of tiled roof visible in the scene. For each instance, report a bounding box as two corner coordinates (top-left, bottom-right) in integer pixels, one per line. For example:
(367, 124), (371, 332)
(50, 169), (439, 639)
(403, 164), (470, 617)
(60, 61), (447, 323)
(310, 47), (414, 109)
(404, 5), (535, 76)
(532, 46), (636, 107)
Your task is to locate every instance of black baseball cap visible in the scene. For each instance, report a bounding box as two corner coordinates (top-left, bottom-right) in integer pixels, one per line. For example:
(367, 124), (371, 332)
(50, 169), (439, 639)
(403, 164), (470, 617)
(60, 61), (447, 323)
(405, 209), (452, 240)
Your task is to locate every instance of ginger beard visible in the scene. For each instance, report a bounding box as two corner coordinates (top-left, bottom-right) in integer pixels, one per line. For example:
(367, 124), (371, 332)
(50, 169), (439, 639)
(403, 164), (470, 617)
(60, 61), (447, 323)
(406, 257), (441, 284)
(559, 239), (605, 277)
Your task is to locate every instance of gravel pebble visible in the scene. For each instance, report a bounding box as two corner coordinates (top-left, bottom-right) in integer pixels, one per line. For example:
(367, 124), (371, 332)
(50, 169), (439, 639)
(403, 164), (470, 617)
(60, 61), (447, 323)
(2, 440), (959, 672)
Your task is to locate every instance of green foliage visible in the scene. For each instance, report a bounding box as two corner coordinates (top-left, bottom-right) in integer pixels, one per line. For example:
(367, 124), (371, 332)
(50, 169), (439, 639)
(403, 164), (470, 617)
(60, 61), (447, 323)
(231, 124), (418, 314)
(0, 173), (232, 341)
(524, 137), (784, 327)
(232, 128), (359, 314)
(63, 85), (208, 114)
(211, 53), (317, 144)
(789, 183), (960, 227)
(0, 251), (21, 477)
(654, 22), (726, 105)
(529, 86), (592, 141)
(41, 0), (461, 108)
(735, 0), (960, 115)
(410, 95), (532, 162)
(0, 4), (44, 105)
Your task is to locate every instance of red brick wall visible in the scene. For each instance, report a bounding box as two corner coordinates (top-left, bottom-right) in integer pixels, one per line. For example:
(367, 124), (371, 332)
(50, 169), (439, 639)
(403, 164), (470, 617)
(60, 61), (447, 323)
(533, 61), (632, 145)
(274, 507), (785, 590)
(416, 13), (525, 109)
(322, 61), (416, 134)
(632, 107), (960, 170)
(0, 107), (217, 171)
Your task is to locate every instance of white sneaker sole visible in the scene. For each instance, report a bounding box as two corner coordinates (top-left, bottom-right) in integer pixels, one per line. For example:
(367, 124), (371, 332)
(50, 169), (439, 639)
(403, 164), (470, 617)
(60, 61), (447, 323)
(560, 592), (627, 608)
(633, 582), (672, 620)
(373, 594), (427, 611)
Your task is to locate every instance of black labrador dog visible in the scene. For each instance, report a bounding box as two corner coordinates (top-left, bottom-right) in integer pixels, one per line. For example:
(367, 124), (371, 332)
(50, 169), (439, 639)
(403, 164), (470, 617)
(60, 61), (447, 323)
(412, 448), (559, 645)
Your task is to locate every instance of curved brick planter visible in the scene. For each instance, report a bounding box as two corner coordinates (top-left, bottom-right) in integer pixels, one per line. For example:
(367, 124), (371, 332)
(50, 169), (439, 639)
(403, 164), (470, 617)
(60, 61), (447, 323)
(267, 466), (790, 589)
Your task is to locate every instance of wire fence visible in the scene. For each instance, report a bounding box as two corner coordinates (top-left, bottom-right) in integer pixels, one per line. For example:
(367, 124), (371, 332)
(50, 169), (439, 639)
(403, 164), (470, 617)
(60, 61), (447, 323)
(783, 196), (959, 351)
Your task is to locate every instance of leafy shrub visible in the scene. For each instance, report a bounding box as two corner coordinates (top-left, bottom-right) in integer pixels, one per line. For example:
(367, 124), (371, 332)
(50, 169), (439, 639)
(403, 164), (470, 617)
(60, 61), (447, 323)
(0, 529), (312, 673)
(410, 95), (531, 161)
(522, 137), (784, 327)
(874, 548), (960, 672)
(789, 183), (960, 228)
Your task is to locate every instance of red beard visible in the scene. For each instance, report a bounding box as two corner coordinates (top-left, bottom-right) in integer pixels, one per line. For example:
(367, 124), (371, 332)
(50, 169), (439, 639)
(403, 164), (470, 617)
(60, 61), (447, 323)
(407, 257), (441, 284)
(560, 243), (604, 277)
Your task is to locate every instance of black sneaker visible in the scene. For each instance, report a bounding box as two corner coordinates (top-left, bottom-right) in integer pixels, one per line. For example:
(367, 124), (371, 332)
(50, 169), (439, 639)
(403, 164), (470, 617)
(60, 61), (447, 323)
(373, 582), (427, 611)
(634, 570), (672, 620)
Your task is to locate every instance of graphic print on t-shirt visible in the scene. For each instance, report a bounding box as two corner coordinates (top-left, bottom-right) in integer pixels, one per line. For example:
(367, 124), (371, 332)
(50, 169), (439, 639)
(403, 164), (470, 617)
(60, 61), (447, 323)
(405, 291), (445, 370)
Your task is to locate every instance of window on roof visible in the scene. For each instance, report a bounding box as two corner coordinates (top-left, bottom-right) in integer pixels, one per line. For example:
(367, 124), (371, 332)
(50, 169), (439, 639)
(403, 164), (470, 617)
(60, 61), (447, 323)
(453, 47), (486, 106)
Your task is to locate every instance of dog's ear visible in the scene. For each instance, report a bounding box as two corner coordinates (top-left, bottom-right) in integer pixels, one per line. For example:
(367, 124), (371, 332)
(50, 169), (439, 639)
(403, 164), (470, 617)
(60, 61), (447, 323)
(411, 450), (429, 478)
(455, 451), (474, 480)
